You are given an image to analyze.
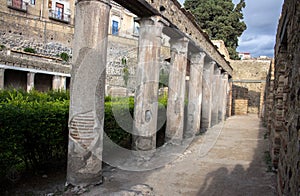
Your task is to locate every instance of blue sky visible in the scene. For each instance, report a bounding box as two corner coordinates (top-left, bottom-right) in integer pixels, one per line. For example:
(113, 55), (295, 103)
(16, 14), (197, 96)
(178, 0), (284, 57)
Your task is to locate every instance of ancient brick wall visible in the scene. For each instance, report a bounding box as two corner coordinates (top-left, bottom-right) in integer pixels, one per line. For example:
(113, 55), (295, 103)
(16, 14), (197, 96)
(232, 85), (248, 115)
(265, 0), (300, 195)
(230, 59), (271, 115)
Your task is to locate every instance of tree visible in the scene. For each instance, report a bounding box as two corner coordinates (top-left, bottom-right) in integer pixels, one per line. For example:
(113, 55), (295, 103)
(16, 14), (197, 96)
(184, 0), (247, 59)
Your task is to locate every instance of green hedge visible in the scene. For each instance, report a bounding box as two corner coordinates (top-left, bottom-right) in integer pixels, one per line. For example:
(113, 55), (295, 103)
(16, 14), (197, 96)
(0, 90), (69, 183)
(0, 90), (168, 186)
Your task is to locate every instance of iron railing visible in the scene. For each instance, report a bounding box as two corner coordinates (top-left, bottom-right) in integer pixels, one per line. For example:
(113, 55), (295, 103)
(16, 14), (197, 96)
(49, 9), (71, 24)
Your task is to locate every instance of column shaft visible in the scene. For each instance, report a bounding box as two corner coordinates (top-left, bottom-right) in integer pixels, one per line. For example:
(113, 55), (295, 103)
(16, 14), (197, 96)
(67, 0), (111, 187)
(227, 80), (233, 117)
(27, 72), (35, 92)
(201, 61), (215, 132)
(185, 52), (206, 137)
(259, 82), (266, 118)
(60, 76), (67, 90)
(0, 68), (4, 89)
(52, 75), (61, 90)
(132, 16), (164, 153)
(166, 38), (189, 143)
(211, 66), (221, 126)
(220, 73), (229, 122)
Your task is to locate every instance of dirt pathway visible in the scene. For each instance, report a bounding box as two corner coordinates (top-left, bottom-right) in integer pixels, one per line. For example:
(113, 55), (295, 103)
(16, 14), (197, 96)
(85, 115), (276, 196)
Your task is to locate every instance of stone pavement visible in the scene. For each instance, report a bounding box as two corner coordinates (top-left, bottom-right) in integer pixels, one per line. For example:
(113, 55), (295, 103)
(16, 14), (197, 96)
(84, 114), (277, 196)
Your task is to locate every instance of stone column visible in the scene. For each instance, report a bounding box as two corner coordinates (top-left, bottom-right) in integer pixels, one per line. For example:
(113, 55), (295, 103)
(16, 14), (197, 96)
(217, 72), (224, 123)
(67, 0), (111, 187)
(53, 76), (67, 90)
(60, 76), (67, 90)
(165, 38), (189, 143)
(185, 52), (206, 137)
(219, 72), (228, 122)
(201, 61), (215, 132)
(52, 75), (61, 90)
(227, 79), (233, 117)
(132, 16), (165, 155)
(211, 66), (221, 126)
(259, 82), (266, 118)
(27, 72), (35, 92)
(0, 68), (4, 89)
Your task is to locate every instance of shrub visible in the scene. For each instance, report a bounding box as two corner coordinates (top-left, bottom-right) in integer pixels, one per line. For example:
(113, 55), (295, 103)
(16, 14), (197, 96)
(0, 90), (168, 188)
(60, 52), (70, 62)
(23, 47), (36, 54)
(0, 45), (5, 51)
(104, 99), (134, 148)
(0, 90), (69, 186)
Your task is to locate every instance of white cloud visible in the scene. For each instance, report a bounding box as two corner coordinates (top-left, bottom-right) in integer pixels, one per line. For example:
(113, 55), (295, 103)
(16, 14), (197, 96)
(237, 35), (276, 57)
(236, 0), (284, 57)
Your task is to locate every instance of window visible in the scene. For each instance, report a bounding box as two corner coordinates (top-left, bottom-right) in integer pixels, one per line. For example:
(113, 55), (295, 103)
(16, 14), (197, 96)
(7, 0), (27, 12)
(112, 20), (119, 35)
(134, 21), (140, 35)
(49, 2), (70, 23)
(12, 0), (22, 9)
(55, 3), (64, 20)
(30, 0), (35, 5)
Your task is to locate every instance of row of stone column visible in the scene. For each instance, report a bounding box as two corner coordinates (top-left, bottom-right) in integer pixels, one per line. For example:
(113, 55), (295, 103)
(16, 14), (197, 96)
(67, 0), (230, 186)
(133, 17), (230, 150)
(0, 68), (67, 91)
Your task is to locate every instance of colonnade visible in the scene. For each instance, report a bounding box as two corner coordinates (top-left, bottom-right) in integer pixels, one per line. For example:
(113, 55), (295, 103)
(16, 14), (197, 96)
(67, 0), (231, 186)
(0, 67), (67, 91)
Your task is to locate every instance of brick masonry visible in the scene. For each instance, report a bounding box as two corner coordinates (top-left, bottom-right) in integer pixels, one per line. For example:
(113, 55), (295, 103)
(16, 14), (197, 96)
(264, 0), (300, 195)
(230, 59), (271, 115)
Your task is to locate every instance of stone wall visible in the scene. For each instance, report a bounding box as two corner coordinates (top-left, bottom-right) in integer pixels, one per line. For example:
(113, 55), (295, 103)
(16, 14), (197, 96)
(0, 51), (71, 74)
(232, 85), (248, 115)
(264, 0), (300, 195)
(0, 33), (171, 95)
(0, 11), (74, 57)
(230, 59), (271, 115)
(106, 35), (170, 96)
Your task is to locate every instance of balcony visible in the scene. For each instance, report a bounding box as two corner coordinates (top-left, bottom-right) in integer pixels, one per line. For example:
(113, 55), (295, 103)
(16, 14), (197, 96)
(7, 0), (27, 12)
(49, 9), (71, 24)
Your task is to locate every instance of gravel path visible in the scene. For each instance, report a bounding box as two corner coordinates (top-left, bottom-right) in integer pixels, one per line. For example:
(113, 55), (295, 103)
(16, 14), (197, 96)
(84, 114), (276, 196)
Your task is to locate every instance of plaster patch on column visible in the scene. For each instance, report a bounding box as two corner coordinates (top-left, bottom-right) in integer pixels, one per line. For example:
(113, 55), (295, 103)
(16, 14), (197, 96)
(175, 99), (181, 114)
(188, 114), (194, 125)
(145, 110), (152, 123)
(70, 111), (96, 150)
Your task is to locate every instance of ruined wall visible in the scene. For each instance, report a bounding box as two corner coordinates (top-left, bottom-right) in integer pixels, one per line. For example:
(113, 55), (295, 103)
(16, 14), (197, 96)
(232, 85), (248, 115)
(0, 11), (74, 57)
(106, 35), (170, 96)
(0, 51), (71, 74)
(212, 40), (230, 61)
(230, 59), (270, 115)
(265, 0), (300, 195)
